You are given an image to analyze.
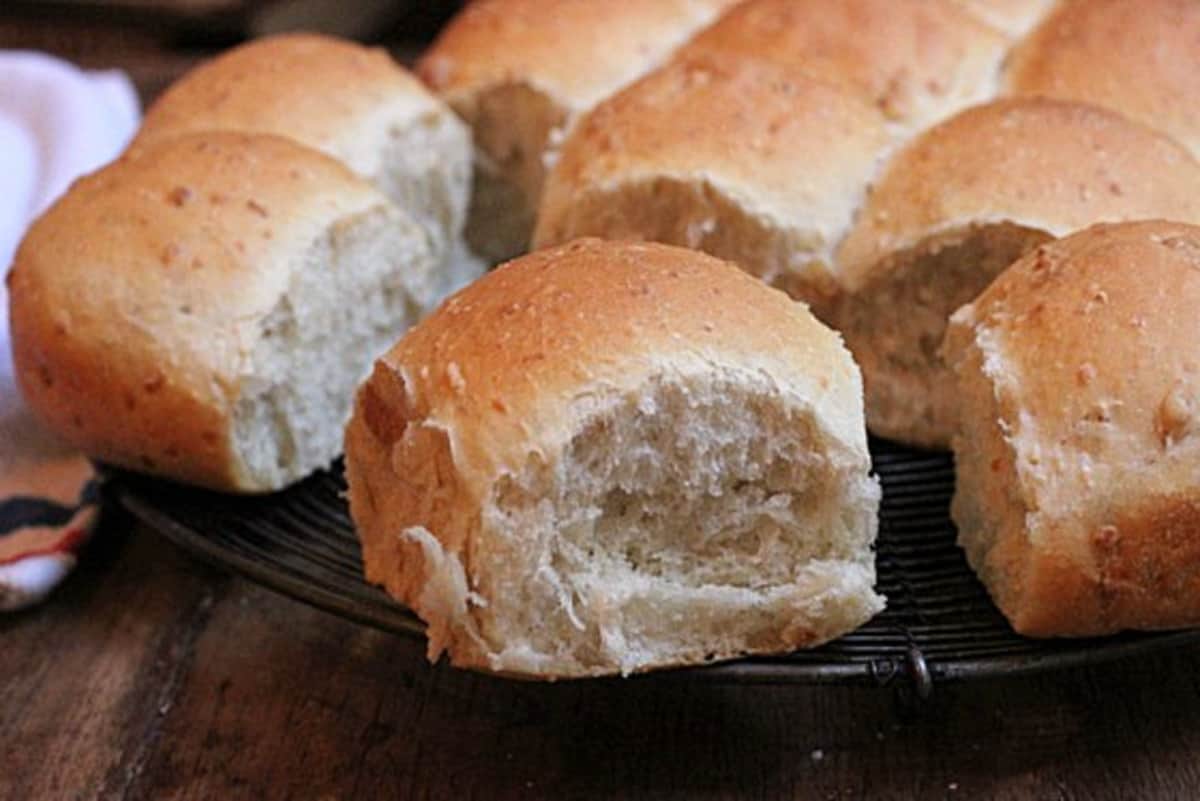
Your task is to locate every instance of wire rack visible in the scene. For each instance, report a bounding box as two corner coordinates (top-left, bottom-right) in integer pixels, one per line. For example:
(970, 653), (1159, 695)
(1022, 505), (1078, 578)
(109, 439), (1200, 693)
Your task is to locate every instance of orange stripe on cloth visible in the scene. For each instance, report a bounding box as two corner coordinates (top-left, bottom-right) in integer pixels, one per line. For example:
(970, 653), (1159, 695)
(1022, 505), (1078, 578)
(0, 506), (97, 564)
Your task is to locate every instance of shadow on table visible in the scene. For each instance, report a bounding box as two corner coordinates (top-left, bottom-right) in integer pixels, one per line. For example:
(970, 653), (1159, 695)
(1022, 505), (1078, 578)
(5, 523), (1198, 801)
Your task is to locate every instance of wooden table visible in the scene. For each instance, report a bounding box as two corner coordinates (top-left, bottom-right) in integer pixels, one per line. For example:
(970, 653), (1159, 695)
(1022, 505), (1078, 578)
(5, 513), (1200, 800)
(5, 12), (1200, 801)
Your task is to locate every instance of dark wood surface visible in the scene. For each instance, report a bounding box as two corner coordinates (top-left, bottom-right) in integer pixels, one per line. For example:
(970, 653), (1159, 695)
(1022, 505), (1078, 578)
(5, 515), (1200, 800)
(5, 11), (1200, 801)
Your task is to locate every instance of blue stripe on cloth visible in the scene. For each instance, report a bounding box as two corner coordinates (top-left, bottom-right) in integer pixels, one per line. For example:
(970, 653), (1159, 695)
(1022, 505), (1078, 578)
(0, 479), (101, 536)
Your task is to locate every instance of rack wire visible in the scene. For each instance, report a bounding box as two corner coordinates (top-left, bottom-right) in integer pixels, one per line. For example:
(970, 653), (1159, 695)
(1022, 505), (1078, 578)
(110, 439), (1200, 692)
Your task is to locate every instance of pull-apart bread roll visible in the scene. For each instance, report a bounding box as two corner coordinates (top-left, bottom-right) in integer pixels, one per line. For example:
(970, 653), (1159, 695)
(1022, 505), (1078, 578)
(677, 0), (1007, 134)
(948, 0), (1058, 37)
(9, 132), (436, 492)
(534, 53), (890, 308)
(345, 239), (883, 678)
(138, 33), (471, 279)
(417, 0), (742, 263)
(1006, 0), (1200, 159)
(945, 221), (1200, 637)
(833, 98), (1200, 448)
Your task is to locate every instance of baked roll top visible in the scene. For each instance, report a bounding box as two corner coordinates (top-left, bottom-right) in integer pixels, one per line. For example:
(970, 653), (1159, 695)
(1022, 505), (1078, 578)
(945, 221), (1200, 636)
(10, 132), (436, 491)
(345, 238), (883, 678)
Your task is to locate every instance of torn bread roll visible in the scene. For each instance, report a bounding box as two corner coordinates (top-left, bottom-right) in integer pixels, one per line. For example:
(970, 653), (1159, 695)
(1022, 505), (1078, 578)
(944, 221), (1200, 637)
(832, 98), (1200, 448)
(1006, 0), (1200, 158)
(677, 0), (1007, 134)
(136, 32), (475, 290)
(416, 0), (742, 264)
(345, 238), (883, 679)
(9, 132), (436, 492)
(533, 52), (890, 308)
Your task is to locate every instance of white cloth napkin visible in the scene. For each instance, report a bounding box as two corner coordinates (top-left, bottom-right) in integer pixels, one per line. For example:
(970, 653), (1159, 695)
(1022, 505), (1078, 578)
(0, 52), (140, 610)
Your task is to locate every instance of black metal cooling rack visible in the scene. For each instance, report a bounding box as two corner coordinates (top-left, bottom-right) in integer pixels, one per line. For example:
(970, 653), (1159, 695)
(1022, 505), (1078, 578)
(107, 439), (1200, 693)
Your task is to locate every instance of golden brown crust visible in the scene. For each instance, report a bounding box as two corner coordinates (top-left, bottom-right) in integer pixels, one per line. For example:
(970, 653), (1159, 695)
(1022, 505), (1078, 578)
(136, 33), (470, 263)
(1005, 0), (1200, 158)
(369, 238), (866, 490)
(417, 0), (742, 113)
(138, 33), (447, 169)
(9, 132), (391, 491)
(534, 52), (889, 302)
(678, 0), (1007, 130)
(945, 221), (1200, 636)
(838, 98), (1200, 291)
(345, 238), (874, 673)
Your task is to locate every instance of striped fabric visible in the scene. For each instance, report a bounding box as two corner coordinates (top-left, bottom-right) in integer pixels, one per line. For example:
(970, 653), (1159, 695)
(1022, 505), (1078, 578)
(0, 51), (139, 610)
(0, 466), (100, 610)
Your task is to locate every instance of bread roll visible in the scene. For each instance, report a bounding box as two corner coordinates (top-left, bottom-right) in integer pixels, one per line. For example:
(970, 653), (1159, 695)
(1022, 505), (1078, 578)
(948, 0), (1058, 37)
(1006, 0), (1200, 158)
(833, 98), (1200, 448)
(533, 53), (890, 307)
(345, 239), (883, 678)
(416, 0), (742, 263)
(137, 33), (472, 264)
(677, 0), (1007, 133)
(944, 221), (1200, 637)
(9, 132), (436, 492)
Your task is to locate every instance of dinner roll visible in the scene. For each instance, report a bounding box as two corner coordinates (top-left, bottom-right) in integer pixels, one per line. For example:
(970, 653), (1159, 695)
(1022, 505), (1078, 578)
(949, 0), (1058, 37)
(833, 98), (1200, 448)
(678, 0), (1007, 134)
(417, 0), (742, 263)
(9, 132), (436, 492)
(345, 239), (883, 678)
(944, 221), (1200, 637)
(137, 33), (472, 264)
(533, 53), (890, 308)
(1006, 0), (1200, 158)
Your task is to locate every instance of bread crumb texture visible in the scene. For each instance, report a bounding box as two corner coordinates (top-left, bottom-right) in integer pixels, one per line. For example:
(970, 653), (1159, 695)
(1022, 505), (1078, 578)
(345, 239), (883, 678)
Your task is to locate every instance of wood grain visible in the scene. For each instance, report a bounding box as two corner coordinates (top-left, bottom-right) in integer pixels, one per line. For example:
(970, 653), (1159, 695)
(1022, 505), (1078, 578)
(3, 521), (1200, 801)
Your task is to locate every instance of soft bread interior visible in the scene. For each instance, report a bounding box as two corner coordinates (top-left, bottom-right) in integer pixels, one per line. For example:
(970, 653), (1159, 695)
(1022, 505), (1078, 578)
(373, 109), (473, 257)
(460, 83), (569, 263)
(534, 177), (840, 305)
(233, 207), (434, 489)
(833, 222), (1052, 447)
(375, 115), (485, 305)
(465, 372), (882, 677)
(943, 318), (1032, 624)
